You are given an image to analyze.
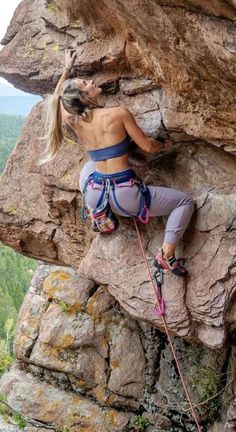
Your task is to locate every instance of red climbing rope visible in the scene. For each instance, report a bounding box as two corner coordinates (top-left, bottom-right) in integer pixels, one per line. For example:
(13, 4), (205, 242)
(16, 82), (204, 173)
(133, 217), (202, 432)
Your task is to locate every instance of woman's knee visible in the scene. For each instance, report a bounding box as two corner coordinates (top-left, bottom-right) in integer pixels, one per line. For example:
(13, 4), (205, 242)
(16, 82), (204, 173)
(182, 194), (195, 213)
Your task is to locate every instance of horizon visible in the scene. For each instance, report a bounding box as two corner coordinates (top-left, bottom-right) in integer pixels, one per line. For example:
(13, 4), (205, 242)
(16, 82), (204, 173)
(0, 83), (41, 115)
(0, 82), (41, 97)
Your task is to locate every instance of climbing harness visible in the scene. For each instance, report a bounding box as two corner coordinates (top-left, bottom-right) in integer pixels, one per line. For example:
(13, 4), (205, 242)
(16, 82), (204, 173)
(133, 217), (202, 432)
(81, 169), (151, 233)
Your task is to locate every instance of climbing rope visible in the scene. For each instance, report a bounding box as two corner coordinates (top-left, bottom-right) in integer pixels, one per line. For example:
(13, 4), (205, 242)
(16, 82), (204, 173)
(133, 217), (202, 432)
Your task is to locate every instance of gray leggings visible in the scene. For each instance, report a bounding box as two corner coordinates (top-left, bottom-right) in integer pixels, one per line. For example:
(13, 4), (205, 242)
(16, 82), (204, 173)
(79, 161), (195, 245)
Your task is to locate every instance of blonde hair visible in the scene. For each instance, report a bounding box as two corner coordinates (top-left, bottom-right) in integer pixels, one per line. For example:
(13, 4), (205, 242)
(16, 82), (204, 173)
(37, 79), (94, 167)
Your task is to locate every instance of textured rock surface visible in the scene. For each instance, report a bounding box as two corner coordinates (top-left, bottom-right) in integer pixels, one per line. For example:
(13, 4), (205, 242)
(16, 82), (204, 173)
(0, 264), (233, 431)
(0, 416), (19, 432)
(0, 362), (131, 432)
(0, 0), (236, 430)
(13, 265), (146, 409)
(225, 399), (236, 431)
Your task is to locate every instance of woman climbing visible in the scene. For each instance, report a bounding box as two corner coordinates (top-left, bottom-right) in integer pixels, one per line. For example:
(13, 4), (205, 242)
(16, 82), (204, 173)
(38, 49), (195, 277)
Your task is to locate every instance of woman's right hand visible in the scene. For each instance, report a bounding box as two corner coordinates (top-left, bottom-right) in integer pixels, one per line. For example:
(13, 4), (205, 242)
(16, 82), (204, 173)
(65, 48), (77, 71)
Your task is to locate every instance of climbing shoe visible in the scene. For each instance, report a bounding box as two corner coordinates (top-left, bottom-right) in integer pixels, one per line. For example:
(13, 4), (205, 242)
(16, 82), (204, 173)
(153, 249), (188, 277)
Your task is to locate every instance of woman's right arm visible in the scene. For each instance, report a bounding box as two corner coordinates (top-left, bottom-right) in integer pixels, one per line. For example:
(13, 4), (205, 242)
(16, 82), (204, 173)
(121, 107), (165, 153)
(54, 49), (77, 96)
(56, 49), (78, 126)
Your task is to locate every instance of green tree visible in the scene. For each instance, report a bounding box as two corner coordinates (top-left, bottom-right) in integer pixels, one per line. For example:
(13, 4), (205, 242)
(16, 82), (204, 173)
(0, 113), (39, 377)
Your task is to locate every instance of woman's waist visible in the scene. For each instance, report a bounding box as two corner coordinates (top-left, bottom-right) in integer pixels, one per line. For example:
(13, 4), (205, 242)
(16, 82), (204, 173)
(91, 168), (138, 185)
(94, 154), (129, 174)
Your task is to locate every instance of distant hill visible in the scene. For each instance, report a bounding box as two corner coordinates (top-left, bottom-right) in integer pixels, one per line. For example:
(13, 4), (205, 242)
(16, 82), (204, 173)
(0, 83), (41, 116)
(0, 113), (26, 174)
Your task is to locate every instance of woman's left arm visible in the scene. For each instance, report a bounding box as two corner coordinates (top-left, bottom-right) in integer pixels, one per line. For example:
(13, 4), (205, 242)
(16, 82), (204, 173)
(54, 49), (77, 96)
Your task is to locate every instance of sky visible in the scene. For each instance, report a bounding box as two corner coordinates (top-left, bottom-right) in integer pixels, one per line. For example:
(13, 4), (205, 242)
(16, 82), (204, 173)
(0, 0), (22, 86)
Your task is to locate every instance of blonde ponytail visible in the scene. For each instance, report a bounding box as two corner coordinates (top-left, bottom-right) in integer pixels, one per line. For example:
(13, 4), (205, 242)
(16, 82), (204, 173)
(37, 93), (63, 166)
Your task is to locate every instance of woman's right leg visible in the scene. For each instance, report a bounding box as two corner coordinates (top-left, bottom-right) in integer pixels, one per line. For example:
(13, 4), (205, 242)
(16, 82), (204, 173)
(79, 161), (104, 212)
(78, 160), (96, 193)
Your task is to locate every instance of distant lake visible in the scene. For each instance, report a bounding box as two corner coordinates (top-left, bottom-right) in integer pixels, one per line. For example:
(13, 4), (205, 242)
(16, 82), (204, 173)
(0, 95), (42, 116)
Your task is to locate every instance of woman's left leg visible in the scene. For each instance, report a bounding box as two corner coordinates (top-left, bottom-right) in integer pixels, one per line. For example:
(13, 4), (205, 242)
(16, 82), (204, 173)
(147, 185), (195, 275)
(148, 186), (195, 251)
(110, 183), (194, 276)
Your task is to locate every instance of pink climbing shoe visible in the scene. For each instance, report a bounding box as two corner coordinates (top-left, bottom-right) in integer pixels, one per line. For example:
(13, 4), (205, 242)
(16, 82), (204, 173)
(153, 249), (188, 277)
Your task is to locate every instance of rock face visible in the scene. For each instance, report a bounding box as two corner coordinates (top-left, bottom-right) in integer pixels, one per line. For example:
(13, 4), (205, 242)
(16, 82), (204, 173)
(0, 0), (236, 431)
(0, 264), (233, 431)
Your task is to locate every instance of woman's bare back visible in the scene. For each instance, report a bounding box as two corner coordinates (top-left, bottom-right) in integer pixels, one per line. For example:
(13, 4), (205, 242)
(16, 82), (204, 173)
(60, 102), (162, 174)
(64, 105), (130, 173)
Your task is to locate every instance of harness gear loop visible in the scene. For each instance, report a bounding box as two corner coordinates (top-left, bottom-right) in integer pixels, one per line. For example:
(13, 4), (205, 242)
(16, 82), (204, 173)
(133, 217), (202, 432)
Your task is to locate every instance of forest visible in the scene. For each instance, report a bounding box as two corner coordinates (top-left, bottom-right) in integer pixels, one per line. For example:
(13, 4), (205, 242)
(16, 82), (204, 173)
(0, 114), (38, 376)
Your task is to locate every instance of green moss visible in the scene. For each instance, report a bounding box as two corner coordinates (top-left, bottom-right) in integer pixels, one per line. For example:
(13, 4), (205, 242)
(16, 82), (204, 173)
(0, 393), (9, 416)
(191, 365), (220, 418)
(57, 300), (70, 312)
(11, 412), (27, 429)
(130, 415), (150, 431)
(0, 396), (27, 430)
(0, 350), (15, 378)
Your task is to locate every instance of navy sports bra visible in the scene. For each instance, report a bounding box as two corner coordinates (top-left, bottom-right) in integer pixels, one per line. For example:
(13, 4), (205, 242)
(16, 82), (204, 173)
(88, 136), (129, 161)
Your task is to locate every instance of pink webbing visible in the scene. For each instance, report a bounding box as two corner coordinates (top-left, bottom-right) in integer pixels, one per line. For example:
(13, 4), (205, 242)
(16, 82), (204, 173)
(133, 217), (202, 431)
